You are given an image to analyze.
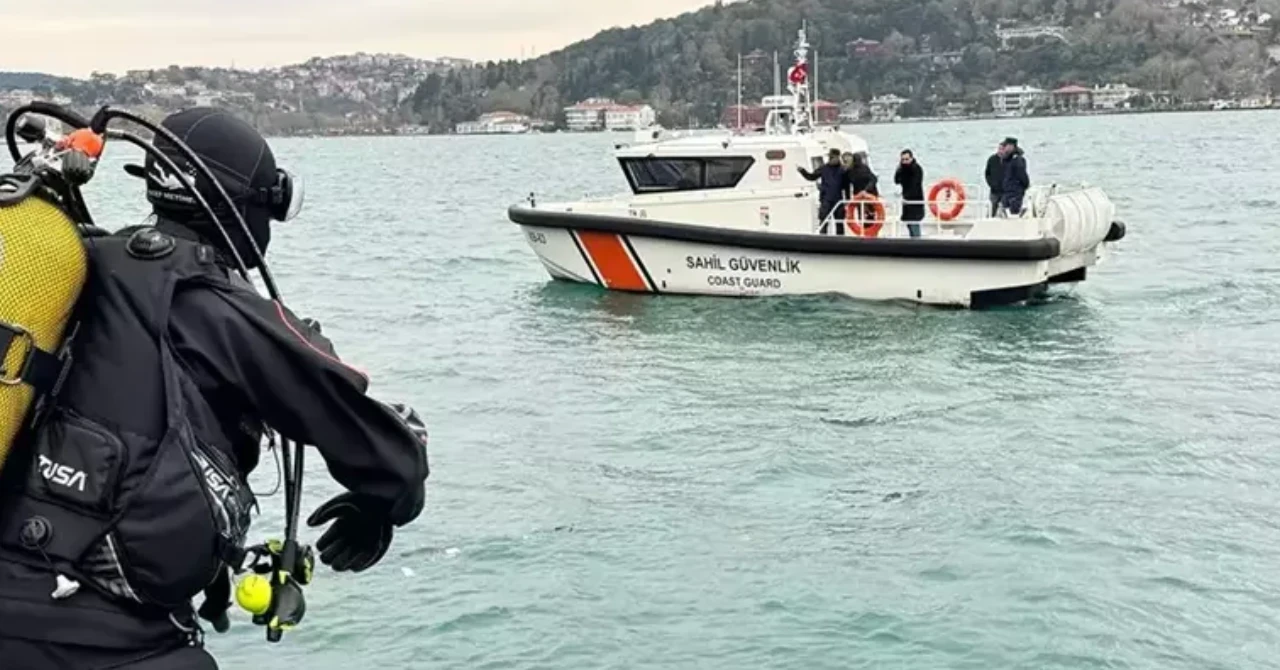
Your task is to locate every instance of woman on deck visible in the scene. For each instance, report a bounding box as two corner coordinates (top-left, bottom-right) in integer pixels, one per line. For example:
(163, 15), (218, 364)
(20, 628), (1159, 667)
(846, 152), (879, 233)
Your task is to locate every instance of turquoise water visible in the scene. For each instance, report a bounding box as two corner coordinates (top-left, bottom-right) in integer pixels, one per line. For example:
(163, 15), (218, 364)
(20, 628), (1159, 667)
(45, 109), (1280, 668)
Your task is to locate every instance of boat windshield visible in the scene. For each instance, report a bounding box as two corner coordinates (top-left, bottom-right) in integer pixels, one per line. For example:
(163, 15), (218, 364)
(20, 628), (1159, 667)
(619, 156), (755, 194)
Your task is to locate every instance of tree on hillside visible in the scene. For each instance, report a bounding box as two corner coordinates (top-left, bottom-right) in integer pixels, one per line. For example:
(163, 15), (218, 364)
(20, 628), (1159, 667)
(617, 89), (645, 105)
(409, 0), (1277, 131)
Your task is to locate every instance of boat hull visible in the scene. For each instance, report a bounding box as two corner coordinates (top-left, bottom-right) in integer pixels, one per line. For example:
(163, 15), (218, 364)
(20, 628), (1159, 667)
(517, 222), (1108, 309)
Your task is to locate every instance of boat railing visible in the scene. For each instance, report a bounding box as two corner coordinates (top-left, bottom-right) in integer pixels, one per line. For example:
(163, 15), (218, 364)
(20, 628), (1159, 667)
(815, 181), (1069, 237)
(524, 186), (810, 212)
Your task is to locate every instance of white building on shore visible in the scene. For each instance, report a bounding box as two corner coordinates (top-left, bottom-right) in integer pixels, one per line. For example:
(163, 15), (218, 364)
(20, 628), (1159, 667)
(564, 98), (656, 131)
(990, 85), (1046, 116)
(868, 94), (908, 122)
(604, 104), (656, 131)
(455, 111), (531, 134)
(1091, 83), (1142, 110)
(563, 98), (615, 131)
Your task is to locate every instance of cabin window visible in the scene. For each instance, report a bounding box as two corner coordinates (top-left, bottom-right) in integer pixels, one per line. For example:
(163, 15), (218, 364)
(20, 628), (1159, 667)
(704, 157), (756, 188)
(619, 156), (756, 194)
(765, 149), (787, 160)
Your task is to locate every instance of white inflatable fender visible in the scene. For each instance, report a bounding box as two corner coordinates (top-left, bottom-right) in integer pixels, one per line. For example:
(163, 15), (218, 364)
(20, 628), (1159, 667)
(1044, 186), (1115, 255)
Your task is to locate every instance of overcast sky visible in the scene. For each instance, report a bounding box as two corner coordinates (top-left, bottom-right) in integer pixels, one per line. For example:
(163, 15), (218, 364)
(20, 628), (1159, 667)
(3, 0), (717, 77)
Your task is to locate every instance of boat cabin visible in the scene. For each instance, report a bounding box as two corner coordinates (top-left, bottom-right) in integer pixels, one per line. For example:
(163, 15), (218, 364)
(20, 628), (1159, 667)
(612, 128), (870, 199)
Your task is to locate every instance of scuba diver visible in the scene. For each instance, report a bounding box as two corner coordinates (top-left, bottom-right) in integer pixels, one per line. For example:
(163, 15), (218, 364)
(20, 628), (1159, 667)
(0, 107), (430, 669)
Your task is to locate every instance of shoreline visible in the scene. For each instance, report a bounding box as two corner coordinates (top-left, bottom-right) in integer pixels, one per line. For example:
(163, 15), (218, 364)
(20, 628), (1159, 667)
(859, 103), (1278, 126)
(262, 104), (1280, 139)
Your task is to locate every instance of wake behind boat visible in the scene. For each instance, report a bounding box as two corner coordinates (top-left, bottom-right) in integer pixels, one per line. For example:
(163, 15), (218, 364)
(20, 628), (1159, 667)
(508, 27), (1127, 309)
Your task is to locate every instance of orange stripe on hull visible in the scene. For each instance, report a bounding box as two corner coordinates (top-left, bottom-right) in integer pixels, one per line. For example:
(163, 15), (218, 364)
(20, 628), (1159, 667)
(575, 232), (650, 291)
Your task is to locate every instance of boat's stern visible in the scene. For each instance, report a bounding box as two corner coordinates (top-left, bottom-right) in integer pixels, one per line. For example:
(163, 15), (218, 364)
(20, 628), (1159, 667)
(1033, 185), (1127, 282)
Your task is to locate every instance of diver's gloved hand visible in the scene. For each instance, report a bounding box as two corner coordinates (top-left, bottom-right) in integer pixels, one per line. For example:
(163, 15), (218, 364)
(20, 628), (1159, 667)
(306, 492), (393, 573)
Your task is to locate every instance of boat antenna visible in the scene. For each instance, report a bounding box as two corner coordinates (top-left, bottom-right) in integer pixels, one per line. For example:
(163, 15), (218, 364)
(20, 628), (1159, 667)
(813, 46), (819, 124)
(736, 52), (743, 131)
(773, 50), (780, 97)
(786, 25), (813, 133)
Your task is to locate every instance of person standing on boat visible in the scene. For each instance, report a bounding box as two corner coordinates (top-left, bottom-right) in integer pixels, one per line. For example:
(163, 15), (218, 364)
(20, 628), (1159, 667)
(984, 144), (1004, 217)
(848, 152), (879, 197)
(846, 152), (879, 231)
(798, 148), (850, 235)
(894, 149), (925, 237)
(999, 137), (1030, 216)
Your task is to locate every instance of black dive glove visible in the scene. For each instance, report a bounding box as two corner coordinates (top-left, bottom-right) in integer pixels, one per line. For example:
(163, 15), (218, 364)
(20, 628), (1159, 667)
(305, 402), (427, 573)
(306, 492), (393, 572)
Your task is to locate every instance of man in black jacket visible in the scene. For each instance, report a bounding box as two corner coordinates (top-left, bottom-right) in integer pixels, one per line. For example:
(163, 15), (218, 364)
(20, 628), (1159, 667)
(0, 108), (430, 669)
(798, 148), (850, 234)
(998, 137), (1031, 215)
(984, 145), (1004, 217)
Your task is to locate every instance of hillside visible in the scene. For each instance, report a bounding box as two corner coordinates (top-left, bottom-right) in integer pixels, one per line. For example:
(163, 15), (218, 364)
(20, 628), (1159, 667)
(0, 54), (469, 136)
(0, 72), (75, 90)
(1, 0), (1275, 135)
(410, 0), (1280, 128)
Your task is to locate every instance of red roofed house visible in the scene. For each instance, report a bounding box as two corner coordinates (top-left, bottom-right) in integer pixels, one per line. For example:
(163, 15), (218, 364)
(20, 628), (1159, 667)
(814, 100), (840, 125)
(563, 98), (617, 131)
(1052, 84), (1093, 111)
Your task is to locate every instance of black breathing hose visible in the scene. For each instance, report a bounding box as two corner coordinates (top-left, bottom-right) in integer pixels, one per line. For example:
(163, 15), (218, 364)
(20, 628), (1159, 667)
(104, 129), (252, 281)
(95, 110), (310, 568)
(4, 101), (92, 163)
(94, 107), (277, 293)
(94, 109), (306, 571)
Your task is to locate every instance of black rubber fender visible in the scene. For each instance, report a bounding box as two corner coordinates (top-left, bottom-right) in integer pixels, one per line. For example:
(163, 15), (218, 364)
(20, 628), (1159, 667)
(1105, 220), (1126, 242)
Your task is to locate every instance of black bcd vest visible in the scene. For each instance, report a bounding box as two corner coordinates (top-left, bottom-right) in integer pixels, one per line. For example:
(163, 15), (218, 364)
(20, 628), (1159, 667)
(0, 226), (256, 616)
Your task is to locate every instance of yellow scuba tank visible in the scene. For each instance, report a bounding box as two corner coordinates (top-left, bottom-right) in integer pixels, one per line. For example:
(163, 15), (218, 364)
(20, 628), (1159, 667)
(0, 178), (89, 474)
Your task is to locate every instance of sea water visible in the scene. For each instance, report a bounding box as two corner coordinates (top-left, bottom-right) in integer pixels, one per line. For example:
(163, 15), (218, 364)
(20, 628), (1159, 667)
(58, 109), (1280, 669)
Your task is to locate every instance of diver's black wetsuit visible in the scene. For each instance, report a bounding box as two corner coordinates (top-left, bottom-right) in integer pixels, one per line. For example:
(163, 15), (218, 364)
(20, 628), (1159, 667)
(166, 246), (430, 515)
(0, 227), (429, 669)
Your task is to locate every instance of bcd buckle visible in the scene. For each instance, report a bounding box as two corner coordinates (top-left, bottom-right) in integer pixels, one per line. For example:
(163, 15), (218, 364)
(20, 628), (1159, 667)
(0, 320), (78, 403)
(0, 321), (36, 387)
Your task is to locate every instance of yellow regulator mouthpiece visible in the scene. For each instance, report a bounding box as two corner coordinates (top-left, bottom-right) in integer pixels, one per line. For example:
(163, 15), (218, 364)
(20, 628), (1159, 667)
(235, 573), (273, 615)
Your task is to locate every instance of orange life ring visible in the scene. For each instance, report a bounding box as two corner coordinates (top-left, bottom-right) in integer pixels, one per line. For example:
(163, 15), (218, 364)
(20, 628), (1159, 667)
(927, 179), (966, 221)
(845, 193), (885, 238)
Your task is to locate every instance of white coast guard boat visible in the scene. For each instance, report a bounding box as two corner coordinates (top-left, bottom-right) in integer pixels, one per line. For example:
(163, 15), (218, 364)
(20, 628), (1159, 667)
(508, 29), (1126, 309)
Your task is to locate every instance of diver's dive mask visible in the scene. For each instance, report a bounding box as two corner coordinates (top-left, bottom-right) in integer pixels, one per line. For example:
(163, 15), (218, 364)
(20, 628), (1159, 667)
(253, 167), (305, 222)
(125, 160), (305, 223)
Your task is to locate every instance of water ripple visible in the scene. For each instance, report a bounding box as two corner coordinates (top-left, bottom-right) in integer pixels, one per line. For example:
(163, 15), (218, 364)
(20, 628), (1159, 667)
(56, 111), (1280, 669)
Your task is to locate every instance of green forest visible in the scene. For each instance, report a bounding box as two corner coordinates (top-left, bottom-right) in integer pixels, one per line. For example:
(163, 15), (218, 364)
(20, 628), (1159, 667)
(410, 0), (1280, 129)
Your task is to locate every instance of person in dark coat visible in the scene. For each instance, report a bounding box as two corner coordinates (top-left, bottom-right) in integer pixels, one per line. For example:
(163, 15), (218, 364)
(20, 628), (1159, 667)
(999, 137), (1030, 215)
(984, 145), (1004, 217)
(845, 152), (879, 234)
(847, 151), (879, 197)
(798, 148), (850, 234)
(893, 149), (925, 237)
